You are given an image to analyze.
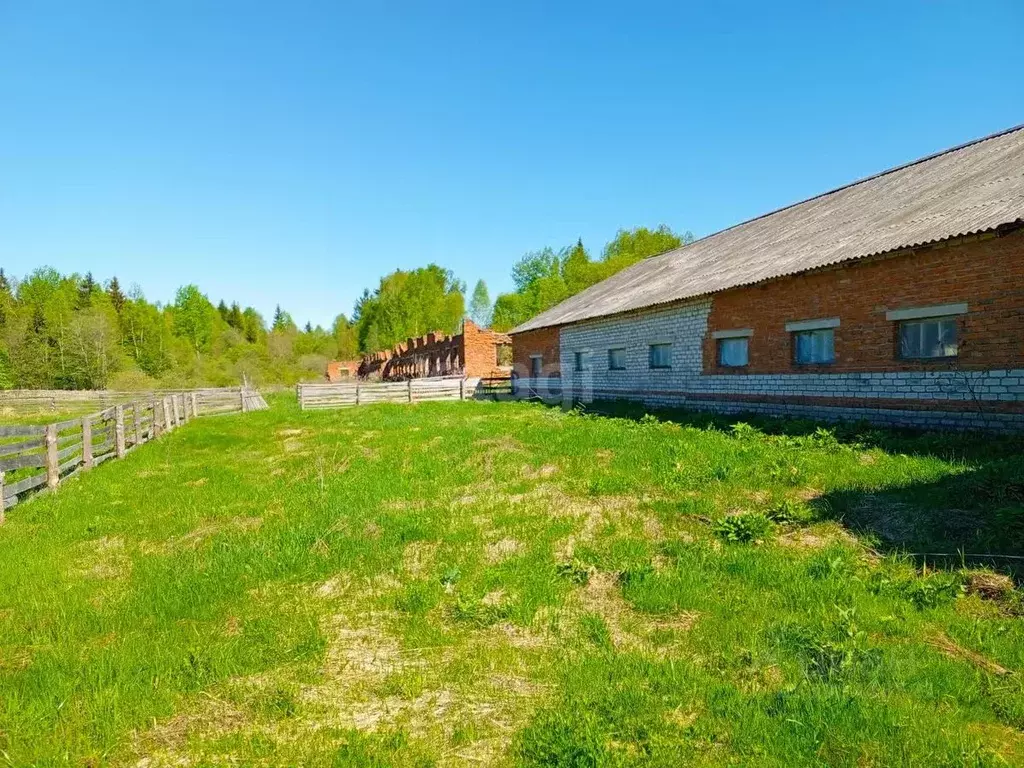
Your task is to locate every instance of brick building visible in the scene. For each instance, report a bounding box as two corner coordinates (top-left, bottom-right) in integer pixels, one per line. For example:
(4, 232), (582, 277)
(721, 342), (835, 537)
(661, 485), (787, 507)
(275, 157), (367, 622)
(357, 320), (512, 381)
(511, 126), (1024, 430)
(326, 360), (360, 382)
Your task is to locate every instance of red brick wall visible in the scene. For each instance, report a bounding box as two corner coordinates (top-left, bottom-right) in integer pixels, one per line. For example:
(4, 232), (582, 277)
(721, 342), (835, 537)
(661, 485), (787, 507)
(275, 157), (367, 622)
(326, 360), (360, 381)
(461, 320), (513, 378)
(511, 326), (561, 376)
(703, 229), (1024, 374)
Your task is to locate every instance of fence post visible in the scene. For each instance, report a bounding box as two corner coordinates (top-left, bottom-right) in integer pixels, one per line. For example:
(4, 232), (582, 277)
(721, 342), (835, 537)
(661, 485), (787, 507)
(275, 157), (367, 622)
(355, 383), (361, 406)
(115, 405), (126, 458)
(240, 387), (248, 413)
(408, 379), (413, 403)
(83, 416), (94, 469)
(0, 470), (5, 525)
(45, 423), (59, 490)
(173, 395), (182, 425)
(459, 378), (465, 401)
(162, 397), (172, 433)
(152, 399), (161, 438)
(134, 402), (142, 445)
(190, 392), (198, 418)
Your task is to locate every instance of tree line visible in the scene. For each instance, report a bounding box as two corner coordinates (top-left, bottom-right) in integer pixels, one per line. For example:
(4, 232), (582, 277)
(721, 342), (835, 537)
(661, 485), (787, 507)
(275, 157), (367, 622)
(0, 268), (357, 390)
(0, 224), (690, 389)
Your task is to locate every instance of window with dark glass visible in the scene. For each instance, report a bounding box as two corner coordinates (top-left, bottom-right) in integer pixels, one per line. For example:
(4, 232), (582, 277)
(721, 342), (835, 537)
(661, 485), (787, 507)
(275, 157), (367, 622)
(574, 350), (593, 372)
(717, 337), (748, 367)
(793, 328), (835, 364)
(608, 348), (627, 370)
(648, 343), (672, 369)
(899, 317), (958, 359)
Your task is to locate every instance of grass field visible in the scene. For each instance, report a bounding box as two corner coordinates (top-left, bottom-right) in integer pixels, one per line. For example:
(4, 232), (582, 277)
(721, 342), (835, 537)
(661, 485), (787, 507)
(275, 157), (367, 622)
(1, 394), (1023, 766)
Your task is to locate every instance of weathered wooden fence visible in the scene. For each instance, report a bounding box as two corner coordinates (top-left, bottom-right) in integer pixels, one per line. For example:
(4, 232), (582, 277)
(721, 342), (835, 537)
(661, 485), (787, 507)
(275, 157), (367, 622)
(0, 386), (267, 418)
(298, 376), (469, 410)
(0, 387), (267, 515)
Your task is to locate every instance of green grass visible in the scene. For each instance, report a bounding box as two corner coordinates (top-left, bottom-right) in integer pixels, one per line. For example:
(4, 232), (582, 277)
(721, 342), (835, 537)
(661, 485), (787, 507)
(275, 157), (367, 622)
(1, 394), (1023, 766)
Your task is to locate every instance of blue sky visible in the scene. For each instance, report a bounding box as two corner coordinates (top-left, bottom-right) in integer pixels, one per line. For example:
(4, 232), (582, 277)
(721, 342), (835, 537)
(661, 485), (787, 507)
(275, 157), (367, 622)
(1, 1), (1022, 328)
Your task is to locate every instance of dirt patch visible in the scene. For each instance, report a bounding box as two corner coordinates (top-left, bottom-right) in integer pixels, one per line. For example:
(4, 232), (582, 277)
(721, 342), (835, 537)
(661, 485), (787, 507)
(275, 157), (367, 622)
(485, 537), (522, 564)
(185, 477), (208, 487)
(927, 632), (1011, 676)
(776, 524), (857, 551)
(402, 541), (438, 577)
(521, 463), (558, 480)
(72, 536), (131, 580)
(577, 571), (696, 655)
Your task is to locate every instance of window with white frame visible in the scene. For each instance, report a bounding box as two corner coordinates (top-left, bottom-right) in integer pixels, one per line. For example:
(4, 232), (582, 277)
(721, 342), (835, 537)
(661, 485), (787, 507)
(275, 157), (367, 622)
(574, 350), (592, 372)
(886, 303), (965, 360)
(608, 348), (627, 371)
(899, 317), (958, 359)
(648, 343), (672, 369)
(717, 338), (748, 367)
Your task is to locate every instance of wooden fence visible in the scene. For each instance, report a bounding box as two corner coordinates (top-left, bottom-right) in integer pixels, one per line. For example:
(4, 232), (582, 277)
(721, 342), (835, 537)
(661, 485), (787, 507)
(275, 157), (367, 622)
(297, 376), (469, 410)
(0, 386), (266, 417)
(0, 387), (267, 515)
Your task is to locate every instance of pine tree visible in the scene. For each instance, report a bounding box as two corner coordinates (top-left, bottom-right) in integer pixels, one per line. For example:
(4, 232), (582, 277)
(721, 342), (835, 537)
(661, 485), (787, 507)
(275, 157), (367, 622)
(217, 300), (230, 322)
(107, 276), (126, 313)
(78, 272), (96, 308)
(304, 321), (313, 334)
(228, 302), (244, 330)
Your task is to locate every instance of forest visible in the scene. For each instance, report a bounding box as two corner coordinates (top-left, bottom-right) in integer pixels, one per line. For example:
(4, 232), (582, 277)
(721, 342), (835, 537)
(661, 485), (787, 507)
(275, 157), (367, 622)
(0, 225), (690, 390)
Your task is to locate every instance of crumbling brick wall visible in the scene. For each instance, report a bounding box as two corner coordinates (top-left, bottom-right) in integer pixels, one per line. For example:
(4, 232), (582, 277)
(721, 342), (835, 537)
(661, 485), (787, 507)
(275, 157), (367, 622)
(356, 321), (513, 381)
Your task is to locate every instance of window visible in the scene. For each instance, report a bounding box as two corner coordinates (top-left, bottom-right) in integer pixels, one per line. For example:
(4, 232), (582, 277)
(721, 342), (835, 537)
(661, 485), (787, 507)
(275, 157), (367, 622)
(717, 338), (748, 367)
(530, 355), (543, 377)
(574, 350), (592, 372)
(648, 343), (672, 369)
(495, 343), (512, 367)
(899, 317), (958, 359)
(608, 348), (627, 371)
(793, 328), (835, 364)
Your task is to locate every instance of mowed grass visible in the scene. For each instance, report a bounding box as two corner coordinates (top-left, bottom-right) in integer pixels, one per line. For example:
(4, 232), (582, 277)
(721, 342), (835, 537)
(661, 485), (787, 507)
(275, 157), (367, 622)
(1, 394), (1024, 766)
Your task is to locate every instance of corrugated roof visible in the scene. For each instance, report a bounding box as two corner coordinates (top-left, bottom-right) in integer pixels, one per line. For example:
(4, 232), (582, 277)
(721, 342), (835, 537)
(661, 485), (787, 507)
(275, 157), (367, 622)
(511, 125), (1024, 334)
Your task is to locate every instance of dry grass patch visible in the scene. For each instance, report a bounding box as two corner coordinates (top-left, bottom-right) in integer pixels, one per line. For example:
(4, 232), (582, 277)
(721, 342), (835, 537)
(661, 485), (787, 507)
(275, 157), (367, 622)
(402, 540), (438, 576)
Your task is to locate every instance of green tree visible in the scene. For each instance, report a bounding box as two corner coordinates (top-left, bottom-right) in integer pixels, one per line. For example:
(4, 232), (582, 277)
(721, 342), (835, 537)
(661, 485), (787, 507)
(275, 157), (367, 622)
(355, 264), (465, 352)
(227, 302), (244, 330)
(272, 305), (295, 332)
(107, 276), (126, 314)
(333, 314), (358, 359)
(172, 285), (217, 358)
(468, 279), (492, 327)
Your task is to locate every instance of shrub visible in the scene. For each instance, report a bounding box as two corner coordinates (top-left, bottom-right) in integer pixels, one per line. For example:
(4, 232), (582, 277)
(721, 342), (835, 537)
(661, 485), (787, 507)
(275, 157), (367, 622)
(713, 512), (774, 544)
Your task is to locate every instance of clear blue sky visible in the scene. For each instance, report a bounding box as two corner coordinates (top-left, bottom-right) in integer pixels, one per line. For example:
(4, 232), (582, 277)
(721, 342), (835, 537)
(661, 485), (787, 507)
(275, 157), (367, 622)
(2, 1), (1022, 328)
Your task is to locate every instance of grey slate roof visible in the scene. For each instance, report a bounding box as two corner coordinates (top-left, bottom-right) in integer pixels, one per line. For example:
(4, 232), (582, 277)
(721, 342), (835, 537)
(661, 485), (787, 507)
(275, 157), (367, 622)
(511, 125), (1024, 334)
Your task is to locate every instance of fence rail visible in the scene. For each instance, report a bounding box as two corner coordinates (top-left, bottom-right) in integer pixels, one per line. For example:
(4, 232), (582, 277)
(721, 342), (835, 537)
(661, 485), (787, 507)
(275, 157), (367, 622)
(0, 387), (267, 515)
(0, 386), (266, 417)
(298, 376), (469, 410)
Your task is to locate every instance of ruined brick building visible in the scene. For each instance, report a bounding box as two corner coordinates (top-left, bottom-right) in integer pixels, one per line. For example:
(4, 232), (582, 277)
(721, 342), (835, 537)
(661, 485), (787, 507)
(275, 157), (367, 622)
(353, 320), (512, 381)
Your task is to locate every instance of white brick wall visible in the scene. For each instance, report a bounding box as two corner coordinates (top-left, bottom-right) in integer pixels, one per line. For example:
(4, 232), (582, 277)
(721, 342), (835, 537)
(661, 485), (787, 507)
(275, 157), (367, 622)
(559, 299), (711, 393)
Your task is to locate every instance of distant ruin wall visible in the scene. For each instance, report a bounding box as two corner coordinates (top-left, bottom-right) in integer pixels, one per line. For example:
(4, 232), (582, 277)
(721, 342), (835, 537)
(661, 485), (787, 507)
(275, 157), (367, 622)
(355, 320), (512, 381)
